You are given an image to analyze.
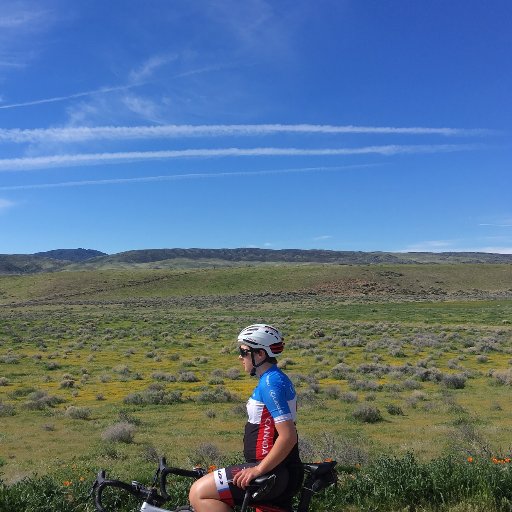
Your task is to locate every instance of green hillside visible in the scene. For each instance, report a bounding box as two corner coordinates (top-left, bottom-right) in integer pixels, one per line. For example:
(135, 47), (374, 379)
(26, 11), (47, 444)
(0, 263), (511, 504)
(1, 248), (512, 274)
(0, 263), (511, 306)
(64, 248), (512, 270)
(0, 254), (67, 274)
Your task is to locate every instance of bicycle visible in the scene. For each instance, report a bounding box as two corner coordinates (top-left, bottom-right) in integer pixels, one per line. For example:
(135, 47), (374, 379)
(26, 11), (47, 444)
(91, 456), (337, 512)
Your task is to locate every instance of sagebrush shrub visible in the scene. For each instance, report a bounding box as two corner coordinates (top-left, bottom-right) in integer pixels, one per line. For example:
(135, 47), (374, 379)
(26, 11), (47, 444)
(196, 387), (237, 403)
(22, 390), (65, 410)
(189, 442), (221, 467)
(178, 371), (199, 382)
(353, 404), (382, 423)
(278, 358), (295, 369)
(386, 404), (404, 416)
(339, 391), (358, 403)
(118, 410), (142, 425)
(65, 406), (91, 420)
(443, 373), (467, 389)
(298, 389), (320, 406)
(403, 379), (423, 390)
(44, 361), (61, 370)
(0, 401), (15, 417)
(231, 403), (246, 417)
(0, 355), (20, 364)
(59, 379), (75, 389)
(324, 385), (341, 399)
(349, 379), (382, 392)
(225, 367), (241, 380)
(124, 387), (183, 406)
(113, 365), (131, 375)
(491, 368), (512, 386)
(300, 431), (369, 466)
(331, 363), (351, 380)
(101, 422), (135, 444)
(151, 372), (176, 382)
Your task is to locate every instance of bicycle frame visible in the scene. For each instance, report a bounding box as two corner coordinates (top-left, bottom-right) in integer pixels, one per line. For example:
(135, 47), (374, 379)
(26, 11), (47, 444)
(92, 457), (337, 512)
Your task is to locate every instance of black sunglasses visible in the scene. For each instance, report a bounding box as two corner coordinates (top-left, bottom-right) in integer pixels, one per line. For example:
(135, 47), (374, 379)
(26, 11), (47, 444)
(239, 347), (252, 357)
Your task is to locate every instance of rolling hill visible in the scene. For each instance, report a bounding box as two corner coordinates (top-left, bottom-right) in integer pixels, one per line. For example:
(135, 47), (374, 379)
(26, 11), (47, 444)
(0, 247), (511, 274)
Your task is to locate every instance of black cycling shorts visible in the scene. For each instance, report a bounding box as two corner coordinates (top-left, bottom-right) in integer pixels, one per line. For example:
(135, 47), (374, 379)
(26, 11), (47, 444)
(213, 462), (302, 509)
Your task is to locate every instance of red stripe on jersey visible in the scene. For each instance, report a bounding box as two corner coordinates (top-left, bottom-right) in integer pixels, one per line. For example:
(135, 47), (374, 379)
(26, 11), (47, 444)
(256, 406), (275, 460)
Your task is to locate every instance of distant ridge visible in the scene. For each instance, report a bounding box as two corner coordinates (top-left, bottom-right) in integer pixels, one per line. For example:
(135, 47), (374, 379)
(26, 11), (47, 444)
(104, 248), (403, 264)
(0, 248), (511, 274)
(34, 248), (107, 262)
(91, 248), (512, 265)
(0, 248), (106, 274)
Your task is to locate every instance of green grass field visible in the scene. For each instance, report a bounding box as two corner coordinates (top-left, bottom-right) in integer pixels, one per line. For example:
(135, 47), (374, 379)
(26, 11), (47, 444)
(1, 264), (511, 510)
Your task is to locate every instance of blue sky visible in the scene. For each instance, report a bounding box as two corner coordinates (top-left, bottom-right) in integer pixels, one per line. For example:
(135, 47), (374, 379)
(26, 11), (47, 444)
(0, 0), (511, 255)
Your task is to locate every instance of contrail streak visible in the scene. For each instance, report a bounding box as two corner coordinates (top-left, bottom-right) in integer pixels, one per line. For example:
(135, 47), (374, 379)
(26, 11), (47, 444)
(0, 84), (142, 110)
(0, 164), (376, 190)
(0, 123), (491, 142)
(0, 144), (480, 171)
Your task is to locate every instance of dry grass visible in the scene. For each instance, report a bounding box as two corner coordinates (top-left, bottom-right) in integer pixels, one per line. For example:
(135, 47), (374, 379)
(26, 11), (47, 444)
(0, 265), (511, 483)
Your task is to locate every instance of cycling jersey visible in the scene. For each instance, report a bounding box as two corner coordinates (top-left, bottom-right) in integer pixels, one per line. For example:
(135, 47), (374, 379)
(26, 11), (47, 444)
(244, 365), (299, 463)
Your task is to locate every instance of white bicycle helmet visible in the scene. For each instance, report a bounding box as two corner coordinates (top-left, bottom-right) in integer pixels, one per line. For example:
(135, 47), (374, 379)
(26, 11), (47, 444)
(237, 324), (285, 357)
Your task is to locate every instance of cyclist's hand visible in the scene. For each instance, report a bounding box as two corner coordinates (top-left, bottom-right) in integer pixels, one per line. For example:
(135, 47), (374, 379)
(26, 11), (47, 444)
(232, 466), (262, 489)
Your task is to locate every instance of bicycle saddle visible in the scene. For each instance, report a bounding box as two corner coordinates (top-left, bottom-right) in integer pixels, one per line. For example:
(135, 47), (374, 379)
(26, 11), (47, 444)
(251, 473), (274, 486)
(247, 473), (277, 499)
(303, 461), (336, 475)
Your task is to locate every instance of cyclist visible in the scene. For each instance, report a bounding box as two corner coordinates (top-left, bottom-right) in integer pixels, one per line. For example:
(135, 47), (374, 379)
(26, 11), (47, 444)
(189, 324), (302, 512)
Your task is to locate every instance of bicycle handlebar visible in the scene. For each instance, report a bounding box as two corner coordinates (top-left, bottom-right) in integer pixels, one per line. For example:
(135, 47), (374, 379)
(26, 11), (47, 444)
(91, 459), (206, 512)
(92, 470), (166, 512)
(157, 457), (206, 501)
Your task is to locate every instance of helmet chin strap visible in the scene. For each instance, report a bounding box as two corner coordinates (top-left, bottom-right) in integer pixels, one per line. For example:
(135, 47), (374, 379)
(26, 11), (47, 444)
(250, 350), (269, 377)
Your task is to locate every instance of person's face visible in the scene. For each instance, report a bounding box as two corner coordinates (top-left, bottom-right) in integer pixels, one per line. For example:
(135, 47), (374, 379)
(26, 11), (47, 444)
(239, 345), (265, 373)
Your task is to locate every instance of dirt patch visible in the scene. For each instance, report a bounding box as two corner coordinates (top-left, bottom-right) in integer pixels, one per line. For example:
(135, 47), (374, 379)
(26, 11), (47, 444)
(308, 278), (402, 296)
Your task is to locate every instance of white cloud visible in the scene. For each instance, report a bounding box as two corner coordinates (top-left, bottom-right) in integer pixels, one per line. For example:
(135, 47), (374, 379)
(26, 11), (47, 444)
(0, 3), (57, 69)
(313, 235), (333, 241)
(129, 54), (177, 83)
(0, 57), (27, 68)
(205, 0), (280, 52)
(403, 240), (460, 252)
(121, 94), (165, 124)
(0, 10), (43, 28)
(0, 144), (480, 172)
(402, 239), (512, 254)
(479, 222), (512, 228)
(0, 123), (491, 143)
(0, 198), (15, 211)
(173, 63), (229, 79)
(477, 247), (512, 254)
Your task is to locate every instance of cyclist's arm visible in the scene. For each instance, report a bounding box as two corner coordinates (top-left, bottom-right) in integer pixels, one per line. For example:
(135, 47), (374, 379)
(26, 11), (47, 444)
(232, 419), (297, 489)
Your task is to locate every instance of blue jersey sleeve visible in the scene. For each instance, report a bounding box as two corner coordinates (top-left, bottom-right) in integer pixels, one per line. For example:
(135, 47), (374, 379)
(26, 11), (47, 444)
(259, 369), (297, 423)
